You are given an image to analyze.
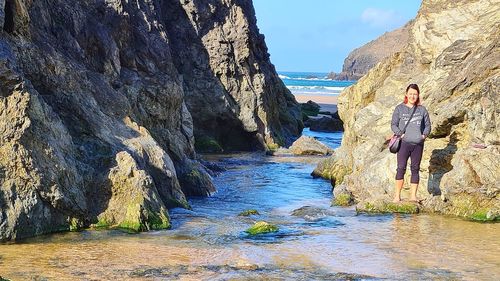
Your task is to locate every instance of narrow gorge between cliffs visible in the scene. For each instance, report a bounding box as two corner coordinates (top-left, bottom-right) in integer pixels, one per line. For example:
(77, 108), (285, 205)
(1, 130), (498, 280)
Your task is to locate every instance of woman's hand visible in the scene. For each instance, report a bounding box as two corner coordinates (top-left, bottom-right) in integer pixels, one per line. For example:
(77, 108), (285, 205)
(422, 134), (426, 140)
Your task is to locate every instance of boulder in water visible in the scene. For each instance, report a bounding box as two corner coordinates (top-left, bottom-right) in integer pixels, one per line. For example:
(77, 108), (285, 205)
(245, 221), (279, 235)
(289, 136), (333, 156)
(308, 116), (344, 132)
(238, 209), (260, 216)
(291, 206), (335, 221)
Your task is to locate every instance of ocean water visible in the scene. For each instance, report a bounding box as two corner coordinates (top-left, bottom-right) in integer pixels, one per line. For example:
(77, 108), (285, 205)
(278, 71), (355, 96)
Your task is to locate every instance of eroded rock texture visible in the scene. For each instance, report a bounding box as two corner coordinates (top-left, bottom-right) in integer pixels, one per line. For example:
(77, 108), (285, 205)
(163, 0), (302, 150)
(0, 0), (301, 240)
(315, 0), (499, 220)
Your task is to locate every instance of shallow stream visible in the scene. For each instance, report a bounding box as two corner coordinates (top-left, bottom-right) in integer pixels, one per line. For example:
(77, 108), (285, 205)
(0, 130), (498, 280)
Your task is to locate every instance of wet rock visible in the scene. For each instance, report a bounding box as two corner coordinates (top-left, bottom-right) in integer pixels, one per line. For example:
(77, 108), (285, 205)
(245, 221), (279, 235)
(308, 116), (344, 132)
(291, 206), (335, 221)
(331, 184), (355, 207)
(198, 159), (226, 177)
(289, 136), (333, 156)
(356, 199), (420, 214)
(97, 152), (171, 232)
(195, 136), (224, 153)
(301, 100), (321, 116)
(268, 147), (294, 156)
(238, 209), (260, 216)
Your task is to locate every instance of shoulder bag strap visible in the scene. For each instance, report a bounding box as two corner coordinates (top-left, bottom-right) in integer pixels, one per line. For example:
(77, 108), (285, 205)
(402, 105), (418, 133)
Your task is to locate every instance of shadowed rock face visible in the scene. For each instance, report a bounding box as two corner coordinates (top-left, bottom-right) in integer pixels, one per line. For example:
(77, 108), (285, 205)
(315, 0), (499, 220)
(162, 0), (302, 150)
(0, 0), (301, 240)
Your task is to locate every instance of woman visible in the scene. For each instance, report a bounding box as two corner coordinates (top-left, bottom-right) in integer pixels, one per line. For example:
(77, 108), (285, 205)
(391, 84), (431, 202)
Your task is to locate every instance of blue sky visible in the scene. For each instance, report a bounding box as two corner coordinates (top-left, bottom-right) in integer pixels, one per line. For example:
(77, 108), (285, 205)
(253, 1), (421, 73)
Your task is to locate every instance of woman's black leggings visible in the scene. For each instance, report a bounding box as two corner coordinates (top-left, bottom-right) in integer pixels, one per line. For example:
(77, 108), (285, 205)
(396, 141), (424, 183)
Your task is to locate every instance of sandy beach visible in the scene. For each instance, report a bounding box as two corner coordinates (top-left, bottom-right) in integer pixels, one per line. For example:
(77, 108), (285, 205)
(293, 94), (338, 113)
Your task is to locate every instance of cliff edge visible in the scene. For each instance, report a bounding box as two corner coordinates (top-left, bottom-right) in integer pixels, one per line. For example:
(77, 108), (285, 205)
(328, 21), (411, 81)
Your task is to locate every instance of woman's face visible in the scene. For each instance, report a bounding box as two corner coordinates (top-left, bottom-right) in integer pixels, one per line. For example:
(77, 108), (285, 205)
(406, 88), (419, 105)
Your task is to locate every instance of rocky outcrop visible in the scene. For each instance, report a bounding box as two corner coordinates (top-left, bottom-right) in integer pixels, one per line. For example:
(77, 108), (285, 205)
(271, 136), (333, 156)
(0, 0), (301, 241)
(289, 136), (333, 156)
(307, 116), (343, 132)
(163, 1), (302, 150)
(315, 0), (499, 221)
(328, 21), (411, 81)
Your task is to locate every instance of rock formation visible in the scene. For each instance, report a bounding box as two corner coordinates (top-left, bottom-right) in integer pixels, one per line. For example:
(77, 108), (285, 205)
(0, 0), (301, 241)
(328, 21), (411, 81)
(315, 0), (499, 221)
(307, 116), (343, 132)
(163, 1), (302, 151)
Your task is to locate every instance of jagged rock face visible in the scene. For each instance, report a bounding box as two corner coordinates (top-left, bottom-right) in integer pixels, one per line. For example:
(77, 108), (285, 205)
(316, 0), (499, 220)
(163, 0), (303, 150)
(0, 0), (299, 240)
(328, 22), (411, 81)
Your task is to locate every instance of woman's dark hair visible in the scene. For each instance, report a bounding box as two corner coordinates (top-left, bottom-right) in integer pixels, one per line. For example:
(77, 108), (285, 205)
(404, 83), (420, 104)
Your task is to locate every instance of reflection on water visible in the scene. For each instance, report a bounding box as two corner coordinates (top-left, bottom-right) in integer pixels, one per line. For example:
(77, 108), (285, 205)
(1, 132), (499, 280)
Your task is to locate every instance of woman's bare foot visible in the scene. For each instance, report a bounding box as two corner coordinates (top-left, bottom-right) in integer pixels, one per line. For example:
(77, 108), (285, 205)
(392, 197), (401, 203)
(409, 198), (420, 203)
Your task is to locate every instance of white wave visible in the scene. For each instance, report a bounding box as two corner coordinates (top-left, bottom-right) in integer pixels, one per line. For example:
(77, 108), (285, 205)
(286, 77), (336, 82)
(291, 91), (340, 96)
(278, 74), (335, 81)
(287, 85), (345, 91)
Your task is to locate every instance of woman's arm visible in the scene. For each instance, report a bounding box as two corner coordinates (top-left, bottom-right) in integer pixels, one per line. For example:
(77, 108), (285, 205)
(422, 108), (431, 137)
(391, 107), (402, 135)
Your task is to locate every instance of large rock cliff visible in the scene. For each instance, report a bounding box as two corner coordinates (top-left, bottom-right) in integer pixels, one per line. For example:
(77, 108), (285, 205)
(328, 22), (411, 81)
(0, 0), (301, 241)
(163, 0), (302, 150)
(315, 0), (499, 220)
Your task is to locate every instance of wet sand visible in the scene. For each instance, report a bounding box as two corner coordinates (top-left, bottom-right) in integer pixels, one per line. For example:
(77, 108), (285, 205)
(293, 94), (338, 113)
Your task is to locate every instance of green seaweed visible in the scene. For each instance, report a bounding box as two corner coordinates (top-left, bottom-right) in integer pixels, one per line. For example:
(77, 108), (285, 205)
(385, 202), (419, 214)
(238, 209), (260, 216)
(94, 218), (110, 229)
(468, 209), (499, 222)
(245, 221), (279, 235)
(358, 201), (419, 214)
(332, 193), (352, 206)
(69, 217), (82, 232)
(449, 195), (499, 222)
(146, 209), (171, 230)
(266, 143), (280, 152)
(195, 136), (223, 153)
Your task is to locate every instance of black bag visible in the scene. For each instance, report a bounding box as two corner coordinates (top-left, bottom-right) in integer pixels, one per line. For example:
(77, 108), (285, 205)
(388, 105), (417, 153)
